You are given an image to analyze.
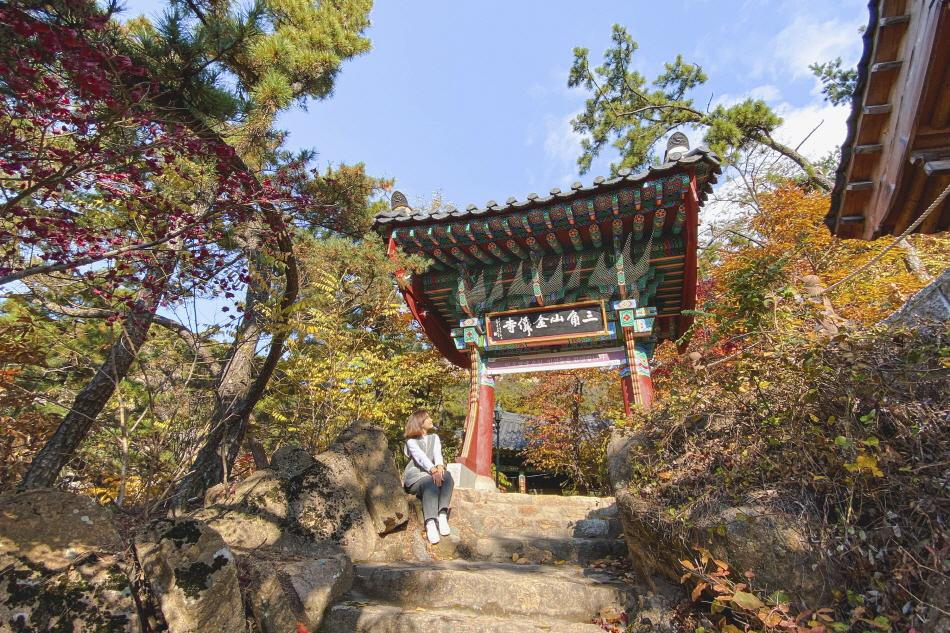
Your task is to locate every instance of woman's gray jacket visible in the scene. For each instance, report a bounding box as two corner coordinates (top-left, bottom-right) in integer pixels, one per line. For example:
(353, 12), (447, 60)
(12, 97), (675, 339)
(402, 434), (444, 488)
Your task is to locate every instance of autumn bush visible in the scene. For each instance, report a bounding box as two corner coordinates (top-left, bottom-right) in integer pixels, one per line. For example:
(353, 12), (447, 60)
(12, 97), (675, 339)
(637, 318), (947, 630)
(626, 184), (950, 631)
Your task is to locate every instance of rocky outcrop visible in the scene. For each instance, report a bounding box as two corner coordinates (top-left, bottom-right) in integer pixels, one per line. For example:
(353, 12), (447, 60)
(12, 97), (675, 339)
(193, 468), (321, 556)
(198, 422), (405, 562)
(607, 429), (836, 608)
(270, 445), (317, 479)
(0, 424), (410, 633)
(287, 450), (381, 561)
(244, 552), (352, 633)
(0, 489), (139, 632)
(884, 267), (950, 327)
(333, 422), (409, 535)
(135, 518), (246, 633)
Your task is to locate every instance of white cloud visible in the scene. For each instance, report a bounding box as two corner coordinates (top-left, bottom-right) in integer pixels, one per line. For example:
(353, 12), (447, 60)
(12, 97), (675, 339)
(770, 15), (863, 80)
(543, 112), (584, 165)
(712, 84), (782, 109)
(773, 101), (848, 160)
(749, 84), (781, 101)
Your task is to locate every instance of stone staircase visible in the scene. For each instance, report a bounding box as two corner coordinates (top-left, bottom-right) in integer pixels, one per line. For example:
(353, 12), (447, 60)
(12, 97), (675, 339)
(322, 490), (635, 632)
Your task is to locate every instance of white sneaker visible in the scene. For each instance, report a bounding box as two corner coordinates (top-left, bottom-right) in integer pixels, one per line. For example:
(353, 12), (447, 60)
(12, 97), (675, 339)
(425, 519), (441, 544)
(437, 511), (450, 536)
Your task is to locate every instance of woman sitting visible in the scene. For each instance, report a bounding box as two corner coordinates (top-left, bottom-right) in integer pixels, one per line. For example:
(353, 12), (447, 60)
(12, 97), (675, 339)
(402, 409), (455, 544)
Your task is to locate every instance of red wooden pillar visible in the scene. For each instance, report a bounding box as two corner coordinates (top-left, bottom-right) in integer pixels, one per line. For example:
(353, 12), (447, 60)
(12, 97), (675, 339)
(455, 348), (496, 490)
(678, 173), (700, 342)
(631, 342), (654, 409)
(620, 324), (654, 413)
(619, 367), (635, 416)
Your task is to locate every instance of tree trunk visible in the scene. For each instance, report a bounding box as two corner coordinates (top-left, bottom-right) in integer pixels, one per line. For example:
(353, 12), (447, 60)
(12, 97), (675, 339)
(169, 226), (298, 508)
(18, 257), (176, 490)
(248, 437), (269, 470)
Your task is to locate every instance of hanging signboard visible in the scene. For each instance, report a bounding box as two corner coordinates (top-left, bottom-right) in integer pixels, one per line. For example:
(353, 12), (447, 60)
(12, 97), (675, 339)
(486, 347), (626, 374)
(485, 300), (609, 346)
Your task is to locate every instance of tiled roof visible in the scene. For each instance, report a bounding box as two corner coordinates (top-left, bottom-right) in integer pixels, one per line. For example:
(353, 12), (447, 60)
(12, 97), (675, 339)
(495, 411), (613, 452)
(374, 148), (720, 230)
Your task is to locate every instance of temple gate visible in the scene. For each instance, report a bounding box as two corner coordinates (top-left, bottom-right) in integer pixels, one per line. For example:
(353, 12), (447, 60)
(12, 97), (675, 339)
(375, 137), (720, 490)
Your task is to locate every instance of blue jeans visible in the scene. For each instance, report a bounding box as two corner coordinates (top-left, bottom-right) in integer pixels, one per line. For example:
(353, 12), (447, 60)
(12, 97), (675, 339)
(406, 471), (455, 522)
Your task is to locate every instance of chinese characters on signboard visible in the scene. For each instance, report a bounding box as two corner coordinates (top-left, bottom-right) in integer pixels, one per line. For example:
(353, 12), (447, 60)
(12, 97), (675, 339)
(486, 302), (608, 345)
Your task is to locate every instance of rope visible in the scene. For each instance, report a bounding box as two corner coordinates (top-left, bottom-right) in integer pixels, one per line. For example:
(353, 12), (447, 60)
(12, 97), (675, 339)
(823, 180), (950, 294)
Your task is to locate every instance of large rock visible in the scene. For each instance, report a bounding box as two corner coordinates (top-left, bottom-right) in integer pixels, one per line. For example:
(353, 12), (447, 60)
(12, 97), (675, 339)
(196, 462), (342, 559)
(270, 445), (317, 479)
(244, 551), (352, 633)
(333, 423), (409, 535)
(287, 450), (380, 561)
(191, 505), (286, 552)
(884, 267), (950, 327)
(194, 469), (294, 553)
(194, 427), (405, 565)
(135, 518), (246, 633)
(607, 429), (836, 608)
(0, 489), (139, 632)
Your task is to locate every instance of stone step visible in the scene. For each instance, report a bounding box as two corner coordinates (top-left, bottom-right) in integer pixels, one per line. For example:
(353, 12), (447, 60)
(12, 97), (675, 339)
(453, 491), (616, 514)
(322, 602), (609, 633)
(454, 513), (623, 540)
(350, 561), (633, 622)
(453, 501), (617, 523)
(467, 535), (627, 566)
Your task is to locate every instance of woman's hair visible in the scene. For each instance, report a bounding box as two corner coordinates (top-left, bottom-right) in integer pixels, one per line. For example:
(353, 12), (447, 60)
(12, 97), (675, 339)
(404, 409), (431, 439)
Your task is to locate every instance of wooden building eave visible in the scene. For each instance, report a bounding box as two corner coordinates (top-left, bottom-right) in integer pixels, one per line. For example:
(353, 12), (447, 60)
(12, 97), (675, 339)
(827, 0), (950, 239)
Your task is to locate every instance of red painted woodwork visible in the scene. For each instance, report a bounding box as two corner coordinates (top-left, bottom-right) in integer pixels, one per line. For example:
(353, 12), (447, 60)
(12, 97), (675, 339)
(635, 371), (654, 409)
(679, 173), (700, 344)
(457, 382), (495, 479)
(620, 371), (634, 417)
(387, 236), (468, 368)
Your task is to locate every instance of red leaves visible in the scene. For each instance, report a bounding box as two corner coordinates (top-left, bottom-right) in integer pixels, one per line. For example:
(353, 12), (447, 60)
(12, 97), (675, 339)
(0, 2), (306, 309)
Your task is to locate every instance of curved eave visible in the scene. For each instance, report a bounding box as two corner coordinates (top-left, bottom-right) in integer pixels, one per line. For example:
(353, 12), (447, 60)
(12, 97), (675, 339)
(401, 275), (468, 368)
(373, 149), (720, 231)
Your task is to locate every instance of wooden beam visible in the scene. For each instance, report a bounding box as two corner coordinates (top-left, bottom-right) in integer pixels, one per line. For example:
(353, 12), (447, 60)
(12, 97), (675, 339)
(863, 104), (893, 115)
(863, 0), (946, 238)
(871, 60), (903, 72)
(879, 14), (911, 27)
(909, 147), (950, 163)
(923, 160), (950, 175)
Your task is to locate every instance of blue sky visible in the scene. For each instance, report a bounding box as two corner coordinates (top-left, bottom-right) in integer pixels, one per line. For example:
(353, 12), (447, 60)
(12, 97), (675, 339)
(121, 0), (868, 328)
(125, 0), (867, 209)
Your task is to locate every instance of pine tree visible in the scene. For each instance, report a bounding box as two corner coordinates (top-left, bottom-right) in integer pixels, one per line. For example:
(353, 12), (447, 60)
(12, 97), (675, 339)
(569, 24), (833, 191)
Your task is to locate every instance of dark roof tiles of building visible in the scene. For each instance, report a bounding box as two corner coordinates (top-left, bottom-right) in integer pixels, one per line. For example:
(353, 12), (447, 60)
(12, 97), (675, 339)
(374, 148), (721, 229)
